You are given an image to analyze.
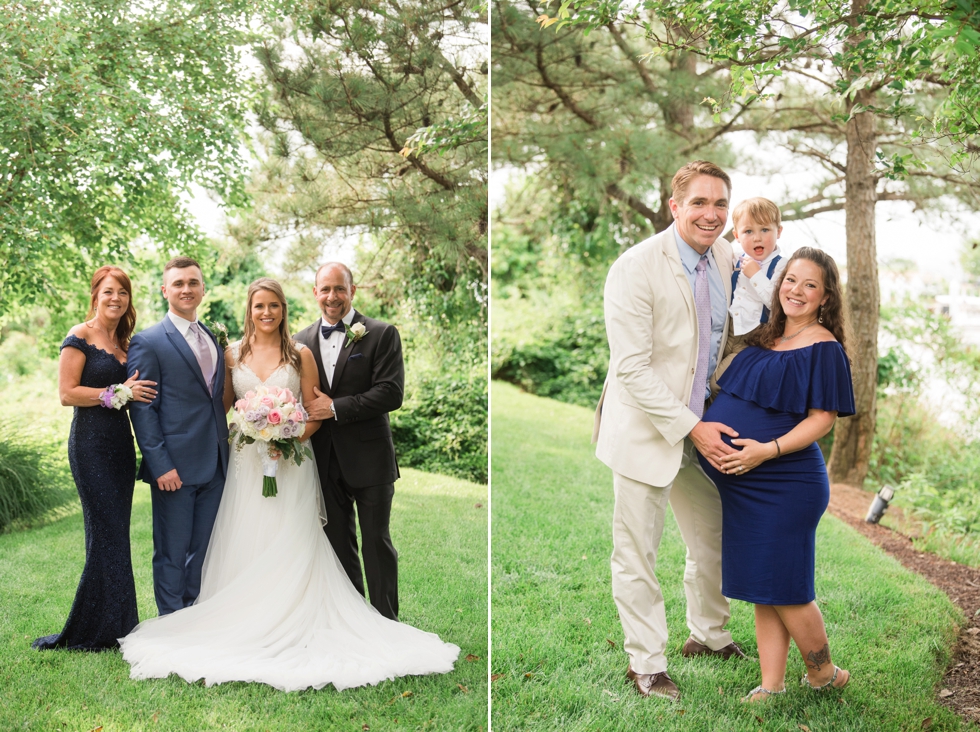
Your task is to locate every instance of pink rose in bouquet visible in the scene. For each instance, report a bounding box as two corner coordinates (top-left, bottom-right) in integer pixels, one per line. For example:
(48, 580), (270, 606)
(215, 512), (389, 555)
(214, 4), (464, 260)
(228, 385), (313, 497)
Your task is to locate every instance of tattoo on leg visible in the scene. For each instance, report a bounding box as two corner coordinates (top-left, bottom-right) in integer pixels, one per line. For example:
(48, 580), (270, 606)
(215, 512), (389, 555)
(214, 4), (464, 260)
(806, 644), (831, 671)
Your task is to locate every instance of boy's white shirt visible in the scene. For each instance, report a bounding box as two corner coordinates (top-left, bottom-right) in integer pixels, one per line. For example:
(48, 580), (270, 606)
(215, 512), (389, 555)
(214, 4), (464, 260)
(729, 245), (788, 336)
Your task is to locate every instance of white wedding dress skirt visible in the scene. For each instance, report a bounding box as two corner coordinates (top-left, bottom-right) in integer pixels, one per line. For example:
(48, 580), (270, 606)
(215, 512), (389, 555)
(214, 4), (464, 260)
(120, 346), (460, 691)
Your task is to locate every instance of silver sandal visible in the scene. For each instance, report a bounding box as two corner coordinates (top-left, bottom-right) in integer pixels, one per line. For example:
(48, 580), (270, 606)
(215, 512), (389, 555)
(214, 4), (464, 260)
(741, 685), (787, 702)
(801, 665), (849, 691)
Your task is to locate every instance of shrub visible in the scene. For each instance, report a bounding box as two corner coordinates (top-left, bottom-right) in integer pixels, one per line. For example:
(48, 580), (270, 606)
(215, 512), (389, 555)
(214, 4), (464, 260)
(0, 425), (69, 532)
(492, 309), (607, 408)
(391, 360), (487, 484)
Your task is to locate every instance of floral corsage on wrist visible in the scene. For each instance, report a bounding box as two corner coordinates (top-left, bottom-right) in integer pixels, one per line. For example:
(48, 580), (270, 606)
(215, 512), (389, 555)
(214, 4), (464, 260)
(344, 322), (368, 349)
(98, 384), (133, 410)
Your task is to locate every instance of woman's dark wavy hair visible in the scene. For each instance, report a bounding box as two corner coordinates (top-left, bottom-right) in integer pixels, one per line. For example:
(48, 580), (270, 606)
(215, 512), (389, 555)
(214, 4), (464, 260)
(747, 247), (849, 356)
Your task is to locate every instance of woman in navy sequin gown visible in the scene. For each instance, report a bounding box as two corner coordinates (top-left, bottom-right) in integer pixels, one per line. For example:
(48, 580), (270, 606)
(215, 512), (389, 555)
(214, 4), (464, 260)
(33, 267), (158, 651)
(697, 248), (855, 702)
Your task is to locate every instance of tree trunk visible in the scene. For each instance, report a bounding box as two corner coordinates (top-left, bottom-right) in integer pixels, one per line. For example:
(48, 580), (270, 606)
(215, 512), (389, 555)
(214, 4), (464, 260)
(828, 22), (879, 485)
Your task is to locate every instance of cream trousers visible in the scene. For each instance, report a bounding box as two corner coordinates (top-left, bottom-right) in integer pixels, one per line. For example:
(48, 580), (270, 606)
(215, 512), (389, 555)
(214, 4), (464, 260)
(611, 439), (732, 674)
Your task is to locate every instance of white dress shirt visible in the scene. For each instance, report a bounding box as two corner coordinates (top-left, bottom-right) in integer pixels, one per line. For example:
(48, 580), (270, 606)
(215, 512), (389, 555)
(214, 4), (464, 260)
(729, 247), (788, 336)
(167, 311), (218, 384)
(318, 309), (356, 389)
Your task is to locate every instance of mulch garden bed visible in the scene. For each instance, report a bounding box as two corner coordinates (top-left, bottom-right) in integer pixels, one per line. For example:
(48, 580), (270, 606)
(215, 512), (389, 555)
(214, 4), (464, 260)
(828, 483), (980, 727)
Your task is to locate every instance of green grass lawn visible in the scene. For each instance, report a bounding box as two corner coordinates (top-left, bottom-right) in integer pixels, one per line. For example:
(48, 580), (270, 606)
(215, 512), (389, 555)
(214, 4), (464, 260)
(490, 381), (967, 731)
(0, 468), (487, 732)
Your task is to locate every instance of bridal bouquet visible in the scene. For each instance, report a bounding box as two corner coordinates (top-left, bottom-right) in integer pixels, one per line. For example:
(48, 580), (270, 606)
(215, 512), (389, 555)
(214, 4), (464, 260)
(229, 386), (313, 497)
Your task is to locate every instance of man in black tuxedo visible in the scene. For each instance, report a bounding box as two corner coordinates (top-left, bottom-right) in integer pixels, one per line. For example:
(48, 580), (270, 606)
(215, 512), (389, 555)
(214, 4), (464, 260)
(295, 262), (404, 620)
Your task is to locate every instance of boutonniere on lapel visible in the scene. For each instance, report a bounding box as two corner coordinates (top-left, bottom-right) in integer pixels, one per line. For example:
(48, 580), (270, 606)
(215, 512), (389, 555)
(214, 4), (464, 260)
(344, 322), (368, 349)
(208, 320), (230, 350)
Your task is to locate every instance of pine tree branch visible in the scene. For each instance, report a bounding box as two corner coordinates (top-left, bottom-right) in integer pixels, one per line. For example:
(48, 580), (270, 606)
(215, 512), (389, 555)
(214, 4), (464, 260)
(382, 112), (457, 190)
(534, 42), (601, 128)
(605, 183), (659, 223)
(433, 48), (484, 108)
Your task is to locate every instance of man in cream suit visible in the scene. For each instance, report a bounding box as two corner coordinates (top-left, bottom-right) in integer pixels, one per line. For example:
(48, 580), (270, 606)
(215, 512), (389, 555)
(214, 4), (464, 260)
(594, 161), (745, 701)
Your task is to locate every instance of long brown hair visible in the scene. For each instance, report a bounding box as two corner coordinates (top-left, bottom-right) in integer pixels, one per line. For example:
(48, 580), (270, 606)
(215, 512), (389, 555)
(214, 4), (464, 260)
(747, 247), (849, 355)
(87, 266), (137, 352)
(238, 278), (302, 372)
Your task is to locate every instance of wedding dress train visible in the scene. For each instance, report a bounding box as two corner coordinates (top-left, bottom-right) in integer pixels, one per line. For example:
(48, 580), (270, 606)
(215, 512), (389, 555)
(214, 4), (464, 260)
(119, 345), (459, 691)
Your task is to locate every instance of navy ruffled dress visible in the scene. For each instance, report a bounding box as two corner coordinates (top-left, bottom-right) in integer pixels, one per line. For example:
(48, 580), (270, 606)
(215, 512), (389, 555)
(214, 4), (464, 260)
(697, 342), (855, 605)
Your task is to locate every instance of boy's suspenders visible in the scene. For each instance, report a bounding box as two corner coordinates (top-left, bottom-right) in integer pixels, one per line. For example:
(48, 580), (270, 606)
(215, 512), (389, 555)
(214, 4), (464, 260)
(731, 255), (782, 323)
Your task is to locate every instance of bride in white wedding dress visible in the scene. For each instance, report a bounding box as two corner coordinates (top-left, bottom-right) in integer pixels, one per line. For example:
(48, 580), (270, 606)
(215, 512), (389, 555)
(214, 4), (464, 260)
(119, 279), (459, 691)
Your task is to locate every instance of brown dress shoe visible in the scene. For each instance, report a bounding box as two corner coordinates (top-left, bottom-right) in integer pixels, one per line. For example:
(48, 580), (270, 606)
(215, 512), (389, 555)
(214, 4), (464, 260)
(681, 636), (748, 660)
(626, 667), (681, 700)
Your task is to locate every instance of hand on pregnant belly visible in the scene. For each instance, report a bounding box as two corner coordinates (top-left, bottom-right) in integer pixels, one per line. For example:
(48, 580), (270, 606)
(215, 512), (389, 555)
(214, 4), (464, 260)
(718, 438), (778, 475)
(689, 420), (740, 471)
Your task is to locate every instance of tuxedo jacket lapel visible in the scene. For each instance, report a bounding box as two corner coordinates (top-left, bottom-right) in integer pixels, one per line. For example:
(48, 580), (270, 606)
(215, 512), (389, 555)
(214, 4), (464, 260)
(329, 313), (363, 393)
(162, 317), (211, 396)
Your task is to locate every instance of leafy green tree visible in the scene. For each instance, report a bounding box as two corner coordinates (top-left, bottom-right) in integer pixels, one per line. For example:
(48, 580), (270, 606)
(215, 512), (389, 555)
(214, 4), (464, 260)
(0, 0), (254, 316)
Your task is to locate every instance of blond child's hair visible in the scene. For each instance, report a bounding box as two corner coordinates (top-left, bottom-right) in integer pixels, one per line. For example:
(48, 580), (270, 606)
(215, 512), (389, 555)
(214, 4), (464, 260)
(732, 197), (782, 233)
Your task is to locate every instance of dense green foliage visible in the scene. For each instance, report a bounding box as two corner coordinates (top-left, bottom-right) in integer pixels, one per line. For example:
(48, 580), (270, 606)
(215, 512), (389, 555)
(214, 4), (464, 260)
(861, 299), (980, 565)
(1, 469), (487, 730)
(0, 0), (253, 316)
(491, 190), (611, 409)
(392, 361), (488, 484)
(493, 308), (606, 408)
(491, 382), (966, 730)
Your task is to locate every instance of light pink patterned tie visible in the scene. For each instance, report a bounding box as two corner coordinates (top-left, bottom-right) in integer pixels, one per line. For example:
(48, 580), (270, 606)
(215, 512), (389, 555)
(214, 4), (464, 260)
(188, 322), (214, 394)
(688, 256), (710, 419)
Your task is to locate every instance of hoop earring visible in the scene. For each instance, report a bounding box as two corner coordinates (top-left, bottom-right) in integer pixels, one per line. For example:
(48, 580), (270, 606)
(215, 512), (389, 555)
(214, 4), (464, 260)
(818, 305), (824, 324)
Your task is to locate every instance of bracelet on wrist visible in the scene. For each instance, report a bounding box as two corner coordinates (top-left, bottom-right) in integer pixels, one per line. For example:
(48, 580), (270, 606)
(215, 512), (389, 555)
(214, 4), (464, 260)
(773, 438), (782, 458)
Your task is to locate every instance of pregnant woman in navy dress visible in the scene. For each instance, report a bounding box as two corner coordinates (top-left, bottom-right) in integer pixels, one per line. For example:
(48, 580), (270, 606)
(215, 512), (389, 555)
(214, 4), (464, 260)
(697, 248), (855, 702)
(33, 266), (157, 651)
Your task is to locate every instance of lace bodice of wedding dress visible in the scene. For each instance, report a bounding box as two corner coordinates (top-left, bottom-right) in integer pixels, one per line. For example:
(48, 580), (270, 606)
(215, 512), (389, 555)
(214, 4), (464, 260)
(119, 341), (459, 691)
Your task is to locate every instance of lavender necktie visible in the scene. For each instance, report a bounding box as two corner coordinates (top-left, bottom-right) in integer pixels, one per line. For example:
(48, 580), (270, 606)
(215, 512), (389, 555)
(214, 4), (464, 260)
(187, 322), (214, 394)
(688, 256), (711, 419)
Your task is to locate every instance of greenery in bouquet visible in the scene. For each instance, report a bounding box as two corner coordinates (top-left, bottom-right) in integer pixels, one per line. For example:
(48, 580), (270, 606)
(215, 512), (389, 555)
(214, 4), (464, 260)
(228, 385), (313, 497)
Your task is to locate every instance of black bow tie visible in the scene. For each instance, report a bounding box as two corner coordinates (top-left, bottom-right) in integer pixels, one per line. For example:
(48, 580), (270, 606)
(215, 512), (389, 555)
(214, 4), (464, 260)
(321, 322), (346, 339)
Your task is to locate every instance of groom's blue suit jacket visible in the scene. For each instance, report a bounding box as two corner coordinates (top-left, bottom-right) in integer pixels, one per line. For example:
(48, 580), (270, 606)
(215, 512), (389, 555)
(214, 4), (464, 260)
(128, 317), (229, 487)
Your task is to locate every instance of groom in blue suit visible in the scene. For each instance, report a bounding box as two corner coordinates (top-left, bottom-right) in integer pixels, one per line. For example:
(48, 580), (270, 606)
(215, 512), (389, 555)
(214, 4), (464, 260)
(128, 256), (229, 616)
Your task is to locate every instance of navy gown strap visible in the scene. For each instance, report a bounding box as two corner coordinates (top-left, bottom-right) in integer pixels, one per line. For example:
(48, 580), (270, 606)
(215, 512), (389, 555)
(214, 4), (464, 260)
(61, 334), (94, 352)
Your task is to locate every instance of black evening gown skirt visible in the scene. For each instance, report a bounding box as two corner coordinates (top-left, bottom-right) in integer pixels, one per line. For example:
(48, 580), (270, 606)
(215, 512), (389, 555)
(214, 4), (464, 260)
(33, 335), (139, 651)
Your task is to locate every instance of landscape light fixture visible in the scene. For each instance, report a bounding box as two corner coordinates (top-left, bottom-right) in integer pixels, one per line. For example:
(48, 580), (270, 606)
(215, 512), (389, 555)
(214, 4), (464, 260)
(865, 485), (895, 525)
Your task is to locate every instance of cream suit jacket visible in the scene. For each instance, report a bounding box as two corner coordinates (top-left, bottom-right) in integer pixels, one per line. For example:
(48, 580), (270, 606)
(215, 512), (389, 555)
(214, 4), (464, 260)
(593, 226), (734, 487)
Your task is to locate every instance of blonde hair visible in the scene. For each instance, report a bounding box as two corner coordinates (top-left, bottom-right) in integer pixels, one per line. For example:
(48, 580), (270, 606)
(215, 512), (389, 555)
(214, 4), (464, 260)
(670, 160), (732, 205)
(239, 278), (303, 373)
(732, 197), (782, 233)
